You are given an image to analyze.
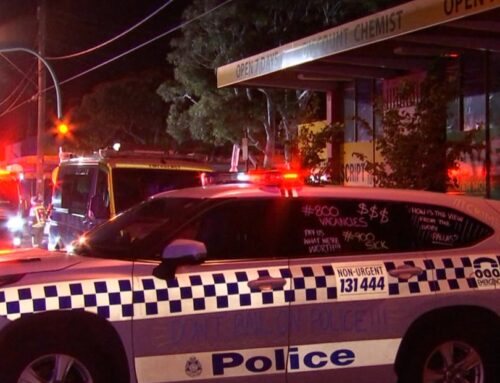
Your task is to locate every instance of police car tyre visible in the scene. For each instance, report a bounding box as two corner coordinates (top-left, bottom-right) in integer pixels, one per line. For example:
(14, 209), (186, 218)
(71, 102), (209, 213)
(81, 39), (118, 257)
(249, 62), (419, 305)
(399, 323), (498, 383)
(0, 334), (109, 383)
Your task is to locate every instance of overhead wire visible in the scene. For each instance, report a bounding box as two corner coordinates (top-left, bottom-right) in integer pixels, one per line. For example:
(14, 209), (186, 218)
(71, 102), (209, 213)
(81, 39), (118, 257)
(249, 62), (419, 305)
(59, 0), (233, 86)
(0, 93), (34, 118)
(0, 67), (33, 108)
(1, 0), (234, 117)
(0, 66), (37, 118)
(0, 53), (38, 89)
(46, 0), (176, 60)
(0, 56), (37, 116)
(2, 74), (36, 116)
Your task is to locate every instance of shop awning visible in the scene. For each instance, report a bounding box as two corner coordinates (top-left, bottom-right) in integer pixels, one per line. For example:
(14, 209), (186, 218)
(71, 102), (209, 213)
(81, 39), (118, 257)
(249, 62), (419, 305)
(217, 0), (500, 91)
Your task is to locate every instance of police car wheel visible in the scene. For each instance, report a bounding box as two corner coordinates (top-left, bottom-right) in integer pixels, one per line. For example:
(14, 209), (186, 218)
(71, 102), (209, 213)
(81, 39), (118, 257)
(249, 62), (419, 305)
(18, 353), (95, 383)
(400, 328), (497, 383)
(0, 338), (108, 383)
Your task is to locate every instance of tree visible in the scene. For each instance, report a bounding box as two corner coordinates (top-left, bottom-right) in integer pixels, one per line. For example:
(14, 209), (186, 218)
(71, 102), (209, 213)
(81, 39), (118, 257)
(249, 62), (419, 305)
(362, 59), (483, 192)
(160, 0), (403, 167)
(71, 70), (170, 151)
(298, 121), (345, 183)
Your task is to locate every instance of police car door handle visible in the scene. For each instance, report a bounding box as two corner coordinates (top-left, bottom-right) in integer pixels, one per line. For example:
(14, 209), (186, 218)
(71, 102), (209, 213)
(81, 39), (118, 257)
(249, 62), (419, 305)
(388, 265), (423, 280)
(248, 276), (287, 291)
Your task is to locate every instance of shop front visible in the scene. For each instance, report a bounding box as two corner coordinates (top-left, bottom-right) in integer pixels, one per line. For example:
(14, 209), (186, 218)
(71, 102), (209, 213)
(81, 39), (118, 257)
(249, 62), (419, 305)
(217, 0), (500, 199)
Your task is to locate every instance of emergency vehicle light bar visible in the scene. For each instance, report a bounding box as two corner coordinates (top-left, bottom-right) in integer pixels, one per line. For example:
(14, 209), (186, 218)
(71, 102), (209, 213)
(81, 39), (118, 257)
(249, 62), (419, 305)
(247, 169), (303, 186)
(203, 169), (304, 187)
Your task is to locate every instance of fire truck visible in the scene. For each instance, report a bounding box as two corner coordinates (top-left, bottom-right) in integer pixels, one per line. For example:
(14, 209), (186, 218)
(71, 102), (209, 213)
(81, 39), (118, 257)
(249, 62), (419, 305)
(0, 169), (25, 247)
(47, 148), (214, 250)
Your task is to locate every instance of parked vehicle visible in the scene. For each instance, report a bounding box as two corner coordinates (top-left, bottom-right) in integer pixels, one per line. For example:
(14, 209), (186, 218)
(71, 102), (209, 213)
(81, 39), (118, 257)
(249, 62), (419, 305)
(0, 169), (25, 247)
(0, 171), (498, 382)
(47, 148), (213, 250)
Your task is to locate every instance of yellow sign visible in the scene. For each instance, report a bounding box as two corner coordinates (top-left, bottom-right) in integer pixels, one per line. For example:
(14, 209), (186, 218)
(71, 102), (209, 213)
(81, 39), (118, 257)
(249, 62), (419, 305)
(217, 0), (500, 88)
(341, 142), (383, 187)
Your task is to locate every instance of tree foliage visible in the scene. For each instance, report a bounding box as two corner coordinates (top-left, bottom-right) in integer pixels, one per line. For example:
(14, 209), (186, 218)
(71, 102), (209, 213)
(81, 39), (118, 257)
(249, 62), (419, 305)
(298, 122), (345, 183)
(71, 70), (169, 151)
(363, 59), (483, 192)
(160, 0), (402, 166)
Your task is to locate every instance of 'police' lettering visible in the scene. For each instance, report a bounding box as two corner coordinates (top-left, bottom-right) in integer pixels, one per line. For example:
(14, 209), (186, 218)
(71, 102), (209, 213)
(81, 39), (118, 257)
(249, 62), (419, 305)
(212, 352), (243, 375)
(246, 356), (272, 372)
(212, 347), (355, 375)
(304, 351), (328, 368)
(331, 349), (356, 366)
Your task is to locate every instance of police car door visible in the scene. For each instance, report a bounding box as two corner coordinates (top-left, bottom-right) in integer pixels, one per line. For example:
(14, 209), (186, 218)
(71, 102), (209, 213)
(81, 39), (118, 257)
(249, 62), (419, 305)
(283, 197), (429, 383)
(132, 198), (290, 383)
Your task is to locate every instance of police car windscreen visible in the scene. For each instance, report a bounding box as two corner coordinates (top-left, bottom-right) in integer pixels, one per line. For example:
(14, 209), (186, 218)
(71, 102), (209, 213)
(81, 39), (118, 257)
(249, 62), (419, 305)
(83, 197), (201, 256)
(112, 168), (203, 213)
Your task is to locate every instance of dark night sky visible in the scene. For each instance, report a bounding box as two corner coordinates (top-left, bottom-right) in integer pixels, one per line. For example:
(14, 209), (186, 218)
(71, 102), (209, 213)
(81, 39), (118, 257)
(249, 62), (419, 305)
(0, 0), (189, 144)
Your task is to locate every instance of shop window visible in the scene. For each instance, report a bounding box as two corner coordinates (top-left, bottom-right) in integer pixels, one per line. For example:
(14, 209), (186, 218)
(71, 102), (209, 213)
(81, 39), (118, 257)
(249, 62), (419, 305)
(463, 55), (486, 132)
(464, 94), (485, 131)
(344, 84), (356, 142)
(356, 79), (373, 142)
(489, 52), (500, 199)
(374, 80), (383, 138)
(445, 62), (460, 134)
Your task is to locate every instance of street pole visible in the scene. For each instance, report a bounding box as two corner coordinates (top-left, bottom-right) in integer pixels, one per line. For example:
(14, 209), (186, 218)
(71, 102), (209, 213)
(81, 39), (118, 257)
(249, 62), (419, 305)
(36, 0), (46, 202)
(0, 47), (63, 204)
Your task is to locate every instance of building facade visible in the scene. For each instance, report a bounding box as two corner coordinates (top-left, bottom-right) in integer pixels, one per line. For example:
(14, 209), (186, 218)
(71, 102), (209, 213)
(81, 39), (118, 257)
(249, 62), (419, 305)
(217, 0), (500, 199)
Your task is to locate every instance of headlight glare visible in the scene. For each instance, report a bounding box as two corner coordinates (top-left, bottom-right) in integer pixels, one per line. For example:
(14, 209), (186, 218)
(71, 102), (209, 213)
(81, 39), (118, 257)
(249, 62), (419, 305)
(7, 216), (24, 232)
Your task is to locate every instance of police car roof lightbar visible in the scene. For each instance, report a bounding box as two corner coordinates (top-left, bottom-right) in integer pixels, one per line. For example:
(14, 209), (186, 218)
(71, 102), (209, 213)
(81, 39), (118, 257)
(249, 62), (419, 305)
(247, 169), (303, 187)
(204, 169), (305, 187)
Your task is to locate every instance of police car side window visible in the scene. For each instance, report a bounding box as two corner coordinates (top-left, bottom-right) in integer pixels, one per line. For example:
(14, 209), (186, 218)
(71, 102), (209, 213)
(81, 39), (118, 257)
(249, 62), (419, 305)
(282, 198), (415, 257)
(281, 198), (494, 257)
(189, 199), (285, 260)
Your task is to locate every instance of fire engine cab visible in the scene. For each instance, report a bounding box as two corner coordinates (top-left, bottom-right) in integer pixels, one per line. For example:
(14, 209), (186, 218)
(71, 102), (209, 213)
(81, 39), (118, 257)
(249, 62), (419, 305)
(48, 148), (213, 251)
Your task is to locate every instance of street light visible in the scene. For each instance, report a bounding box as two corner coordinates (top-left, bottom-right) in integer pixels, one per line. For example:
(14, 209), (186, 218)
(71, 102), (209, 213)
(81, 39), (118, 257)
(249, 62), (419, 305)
(0, 47), (62, 119)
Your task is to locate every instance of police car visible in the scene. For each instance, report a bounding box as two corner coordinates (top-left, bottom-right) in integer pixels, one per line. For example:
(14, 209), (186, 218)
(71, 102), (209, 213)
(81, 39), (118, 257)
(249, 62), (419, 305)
(0, 172), (499, 383)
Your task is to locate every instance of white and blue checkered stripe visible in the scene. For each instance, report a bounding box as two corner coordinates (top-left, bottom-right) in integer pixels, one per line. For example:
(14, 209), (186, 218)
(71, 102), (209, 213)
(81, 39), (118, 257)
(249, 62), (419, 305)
(384, 259), (435, 296)
(134, 266), (324, 318)
(0, 265), (333, 321)
(384, 255), (498, 296)
(0, 278), (134, 321)
(0, 256), (494, 322)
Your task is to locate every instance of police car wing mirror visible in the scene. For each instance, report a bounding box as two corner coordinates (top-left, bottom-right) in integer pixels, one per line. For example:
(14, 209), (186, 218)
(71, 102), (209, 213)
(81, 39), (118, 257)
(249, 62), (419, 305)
(163, 239), (207, 261)
(153, 239), (207, 280)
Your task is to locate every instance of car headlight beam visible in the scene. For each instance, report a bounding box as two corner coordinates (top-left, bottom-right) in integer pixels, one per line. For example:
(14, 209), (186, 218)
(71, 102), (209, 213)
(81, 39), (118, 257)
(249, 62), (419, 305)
(7, 215), (25, 232)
